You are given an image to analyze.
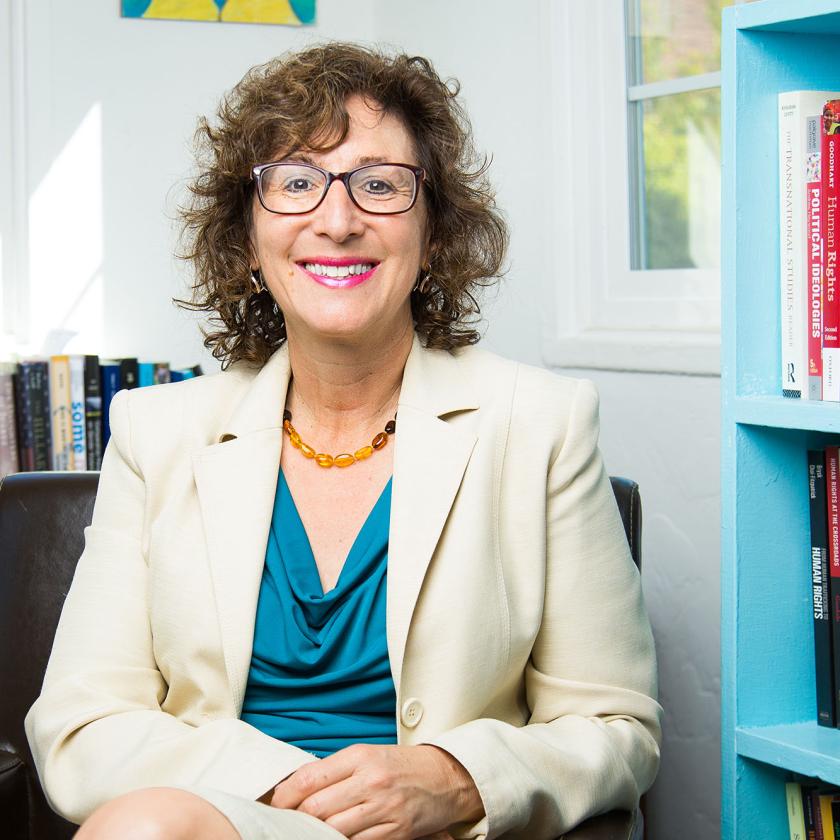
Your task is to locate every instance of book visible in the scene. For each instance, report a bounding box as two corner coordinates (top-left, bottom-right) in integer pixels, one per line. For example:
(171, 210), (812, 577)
(833, 799), (840, 840)
(804, 783), (820, 840)
(807, 113), (825, 400)
(119, 357), (139, 391)
(789, 782), (808, 840)
(779, 91), (840, 398)
(99, 362), (121, 450)
(48, 355), (72, 470)
(138, 362), (155, 387)
(0, 363), (19, 478)
(819, 793), (840, 840)
(84, 355), (103, 470)
(68, 355), (87, 471)
(826, 446), (840, 722)
(154, 362), (171, 384)
(822, 100), (840, 400)
(16, 361), (52, 470)
(809, 450), (836, 726)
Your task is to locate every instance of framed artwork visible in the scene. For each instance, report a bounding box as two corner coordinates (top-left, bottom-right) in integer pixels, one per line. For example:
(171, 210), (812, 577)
(121, 0), (316, 25)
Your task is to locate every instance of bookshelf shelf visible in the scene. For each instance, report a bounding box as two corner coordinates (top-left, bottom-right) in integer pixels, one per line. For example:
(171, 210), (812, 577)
(734, 396), (840, 432)
(736, 724), (840, 785)
(722, 1), (840, 837)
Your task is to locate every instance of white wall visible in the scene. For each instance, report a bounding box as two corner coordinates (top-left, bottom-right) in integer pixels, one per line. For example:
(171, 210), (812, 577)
(2, 2), (722, 838)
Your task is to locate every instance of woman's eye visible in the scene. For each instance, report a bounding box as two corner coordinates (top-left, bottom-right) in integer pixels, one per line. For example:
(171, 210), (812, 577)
(283, 177), (315, 193)
(362, 179), (395, 195)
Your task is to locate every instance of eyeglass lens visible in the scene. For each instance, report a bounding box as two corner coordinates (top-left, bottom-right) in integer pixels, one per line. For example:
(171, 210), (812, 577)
(258, 163), (418, 214)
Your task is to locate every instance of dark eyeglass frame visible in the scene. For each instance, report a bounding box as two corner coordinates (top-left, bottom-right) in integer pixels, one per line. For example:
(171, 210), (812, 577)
(251, 161), (426, 216)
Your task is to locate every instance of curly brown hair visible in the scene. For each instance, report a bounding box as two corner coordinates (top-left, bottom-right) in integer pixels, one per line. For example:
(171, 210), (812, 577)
(175, 42), (508, 369)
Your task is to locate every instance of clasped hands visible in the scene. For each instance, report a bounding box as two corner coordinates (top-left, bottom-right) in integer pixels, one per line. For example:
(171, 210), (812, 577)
(260, 743), (484, 840)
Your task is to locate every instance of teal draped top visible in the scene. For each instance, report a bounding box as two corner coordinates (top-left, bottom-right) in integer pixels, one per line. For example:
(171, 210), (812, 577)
(240, 470), (398, 758)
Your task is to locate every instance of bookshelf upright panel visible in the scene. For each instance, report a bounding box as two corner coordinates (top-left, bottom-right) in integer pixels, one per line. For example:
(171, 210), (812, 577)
(722, 2), (840, 838)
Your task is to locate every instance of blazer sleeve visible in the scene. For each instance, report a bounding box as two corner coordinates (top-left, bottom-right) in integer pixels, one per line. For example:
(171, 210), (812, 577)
(422, 378), (662, 839)
(24, 389), (317, 825)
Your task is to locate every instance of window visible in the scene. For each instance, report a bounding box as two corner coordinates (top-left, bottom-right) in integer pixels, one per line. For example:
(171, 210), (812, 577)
(543, 0), (753, 374)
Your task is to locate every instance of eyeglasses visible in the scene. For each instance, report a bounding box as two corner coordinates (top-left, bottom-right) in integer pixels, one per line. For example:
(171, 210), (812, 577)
(251, 161), (426, 215)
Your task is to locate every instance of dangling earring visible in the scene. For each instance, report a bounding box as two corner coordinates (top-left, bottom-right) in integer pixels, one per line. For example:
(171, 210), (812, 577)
(250, 268), (266, 294)
(414, 264), (433, 294)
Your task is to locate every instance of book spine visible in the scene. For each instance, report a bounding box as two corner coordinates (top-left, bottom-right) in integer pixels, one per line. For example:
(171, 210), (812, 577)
(14, 364), (34, 471)
(804, 784), (819, 840)
(84, 355), (103, 470)
(49, 355), (72, 470)
(119, 358), (139, 390)
(30, 362), (52, 470)
(819, 794), (835, 840)
(0, 367), (20, 478)
(789, 782), (808, 840)
(780, 93), (805, 397)
(100, 364), (121, 450)
(832, 799), (840, 839)
(822, 101), (840, 400)
(810, 450), (836, 726)
(808, 114), (824, 400)
(68, 355), (87, 471)
(138, 362), (154, 388)
(827, 446), (840, 722)
(154, 362), (171, 384)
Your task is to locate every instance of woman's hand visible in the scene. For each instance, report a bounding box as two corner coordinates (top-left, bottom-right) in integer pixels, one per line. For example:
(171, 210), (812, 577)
(267, 743), (483, 839)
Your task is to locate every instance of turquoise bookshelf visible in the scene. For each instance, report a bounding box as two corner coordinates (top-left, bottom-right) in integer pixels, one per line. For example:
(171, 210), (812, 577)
(722, 1), (840, 837)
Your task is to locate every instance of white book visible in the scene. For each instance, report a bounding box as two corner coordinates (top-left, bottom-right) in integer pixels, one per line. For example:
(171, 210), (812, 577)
(778, 90), (840, 399)
(68, 354), (88, 471)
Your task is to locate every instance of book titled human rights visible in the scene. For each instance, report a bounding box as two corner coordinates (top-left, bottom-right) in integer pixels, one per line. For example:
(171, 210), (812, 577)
(809, 449), (836, 727)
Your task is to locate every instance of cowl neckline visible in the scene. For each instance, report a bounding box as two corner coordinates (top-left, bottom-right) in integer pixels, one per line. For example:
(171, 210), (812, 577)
(273, 470), (393, 628)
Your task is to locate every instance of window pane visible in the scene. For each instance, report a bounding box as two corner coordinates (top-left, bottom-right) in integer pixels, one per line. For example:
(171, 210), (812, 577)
(630, 88), (720, 270)
(629, 0), (735, 85)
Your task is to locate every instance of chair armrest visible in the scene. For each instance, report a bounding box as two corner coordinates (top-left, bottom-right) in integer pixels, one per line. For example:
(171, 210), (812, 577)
(560, 809), (640, 840)
(0, 747), (29, 839)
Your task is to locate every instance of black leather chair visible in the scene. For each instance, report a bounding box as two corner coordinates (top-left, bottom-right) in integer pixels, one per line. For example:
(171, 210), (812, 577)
(0, 471), (644, 840)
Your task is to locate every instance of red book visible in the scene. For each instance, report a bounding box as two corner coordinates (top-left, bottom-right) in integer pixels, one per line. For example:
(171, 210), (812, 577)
(825, 445), (840, 720)
(821, 101), (840, 399)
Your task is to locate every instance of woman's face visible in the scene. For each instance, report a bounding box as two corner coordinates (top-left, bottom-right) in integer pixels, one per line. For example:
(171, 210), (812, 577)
(249, 95), (429, 347)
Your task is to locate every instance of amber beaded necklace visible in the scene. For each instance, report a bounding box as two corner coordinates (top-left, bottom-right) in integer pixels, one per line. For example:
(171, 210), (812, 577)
(282, 408), (396, 468)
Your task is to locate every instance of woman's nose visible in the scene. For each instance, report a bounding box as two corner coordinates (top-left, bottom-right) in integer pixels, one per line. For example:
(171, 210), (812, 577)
(310, 178), (365, 241)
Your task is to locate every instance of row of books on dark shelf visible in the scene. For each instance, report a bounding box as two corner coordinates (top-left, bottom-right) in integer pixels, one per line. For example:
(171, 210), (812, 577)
(0, 355), (203, 479)
(778, 92), (840, 400)
(787, 777), (840, 840)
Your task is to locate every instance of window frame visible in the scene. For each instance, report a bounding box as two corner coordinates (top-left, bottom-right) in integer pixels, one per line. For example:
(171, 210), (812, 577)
(541, 0), (722, 375)
(0, 0), (29, 349)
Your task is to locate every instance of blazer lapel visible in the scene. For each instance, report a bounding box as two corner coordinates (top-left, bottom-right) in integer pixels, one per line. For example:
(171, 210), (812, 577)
(387, 338), (480, 696)
(192, 346), (291, 713)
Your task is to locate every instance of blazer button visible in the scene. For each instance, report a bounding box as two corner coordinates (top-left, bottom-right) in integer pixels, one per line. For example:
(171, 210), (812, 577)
(401, 698), (423, 728)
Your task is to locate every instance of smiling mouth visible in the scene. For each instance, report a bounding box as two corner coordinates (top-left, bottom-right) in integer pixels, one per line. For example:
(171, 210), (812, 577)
(301, 261), (377, 278)
(297, 260), (380, 288)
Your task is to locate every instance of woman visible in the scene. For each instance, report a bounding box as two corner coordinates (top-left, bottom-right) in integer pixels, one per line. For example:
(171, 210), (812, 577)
(25, 43), (662, 840)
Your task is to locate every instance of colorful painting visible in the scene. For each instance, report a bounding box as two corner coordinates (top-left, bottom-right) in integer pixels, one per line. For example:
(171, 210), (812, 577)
(121, 0), (315, 25)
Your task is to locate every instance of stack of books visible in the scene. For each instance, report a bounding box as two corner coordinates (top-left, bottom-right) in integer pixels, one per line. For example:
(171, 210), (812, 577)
(779, 92), (840, 400)
(0, 355), (203, 478)
(787, 777), (840, 839)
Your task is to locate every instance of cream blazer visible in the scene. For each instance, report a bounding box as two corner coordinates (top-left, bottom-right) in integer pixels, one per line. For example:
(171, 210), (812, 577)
(25, 336), (662, 839)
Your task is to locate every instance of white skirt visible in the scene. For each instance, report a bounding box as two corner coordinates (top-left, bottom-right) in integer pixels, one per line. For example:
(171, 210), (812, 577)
(175, 785), (347, 840)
